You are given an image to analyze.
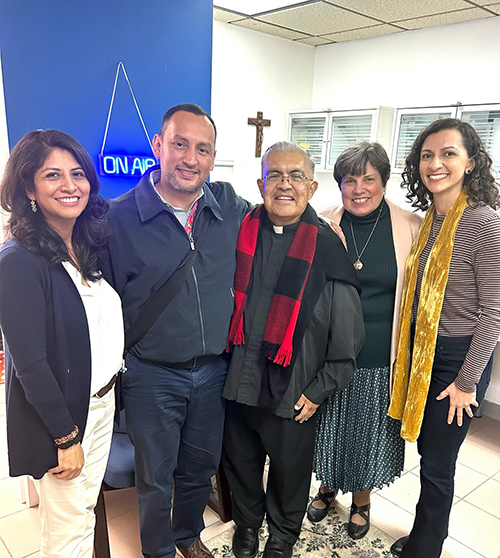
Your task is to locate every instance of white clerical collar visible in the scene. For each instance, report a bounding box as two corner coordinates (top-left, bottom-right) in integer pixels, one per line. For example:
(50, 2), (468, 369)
(273, 225), (283, 234)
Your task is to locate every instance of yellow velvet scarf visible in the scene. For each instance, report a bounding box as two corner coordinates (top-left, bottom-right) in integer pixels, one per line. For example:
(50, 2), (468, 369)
(388, 189), (469, 442)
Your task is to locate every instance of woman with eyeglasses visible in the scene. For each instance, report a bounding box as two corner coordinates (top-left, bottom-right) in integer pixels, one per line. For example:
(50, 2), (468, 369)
(308, 142), (421, 540)
(0, 130), (124, 558)
(388, 118), (500, 558)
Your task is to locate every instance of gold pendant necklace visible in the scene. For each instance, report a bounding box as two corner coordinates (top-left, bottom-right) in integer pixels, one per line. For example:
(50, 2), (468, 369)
(349, 202), (384, 270)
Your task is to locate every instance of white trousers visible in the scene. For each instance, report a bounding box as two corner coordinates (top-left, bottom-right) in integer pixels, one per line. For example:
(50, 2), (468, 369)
(33, 389), (115, 558)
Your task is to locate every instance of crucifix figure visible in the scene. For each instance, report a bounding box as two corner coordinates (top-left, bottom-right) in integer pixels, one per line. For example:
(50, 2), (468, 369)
(248, 111), (271, 157)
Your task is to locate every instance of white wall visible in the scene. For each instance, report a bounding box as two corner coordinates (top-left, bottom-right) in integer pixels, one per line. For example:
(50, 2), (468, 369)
(311, 16), (500, 210)
(211, 20), (315, 205)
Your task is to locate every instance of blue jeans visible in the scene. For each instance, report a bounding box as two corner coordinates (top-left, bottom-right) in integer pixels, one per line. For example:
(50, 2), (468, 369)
(122, 354), (228, 558)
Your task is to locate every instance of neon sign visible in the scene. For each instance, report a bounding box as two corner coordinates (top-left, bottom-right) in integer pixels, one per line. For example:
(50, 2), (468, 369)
(98, 154), (157, 178)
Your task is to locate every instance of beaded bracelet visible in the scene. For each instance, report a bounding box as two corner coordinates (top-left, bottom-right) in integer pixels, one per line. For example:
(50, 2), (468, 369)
(54, 425), (79, 448)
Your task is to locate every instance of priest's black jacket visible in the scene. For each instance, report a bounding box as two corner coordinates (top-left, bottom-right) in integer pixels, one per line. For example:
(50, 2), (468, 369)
(223, 209), (365, 418)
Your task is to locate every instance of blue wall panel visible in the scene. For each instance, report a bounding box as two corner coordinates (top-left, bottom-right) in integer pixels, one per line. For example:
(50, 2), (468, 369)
(0, 0), (213, 199)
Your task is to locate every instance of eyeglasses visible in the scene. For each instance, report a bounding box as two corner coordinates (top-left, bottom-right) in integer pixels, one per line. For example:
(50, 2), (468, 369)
(264, 171), (313, 187)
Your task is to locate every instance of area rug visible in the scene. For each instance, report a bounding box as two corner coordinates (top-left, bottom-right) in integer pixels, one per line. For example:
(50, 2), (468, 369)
(207, 502), (397, 558)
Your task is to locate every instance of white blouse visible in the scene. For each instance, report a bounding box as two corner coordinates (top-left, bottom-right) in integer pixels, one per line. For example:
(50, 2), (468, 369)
(62, 262), (124, 396)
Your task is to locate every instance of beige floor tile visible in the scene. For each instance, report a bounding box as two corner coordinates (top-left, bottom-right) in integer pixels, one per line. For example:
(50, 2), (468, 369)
(0, 460), (10, 482)
(468, 416), (493, 436)
(202, 519), (235, 543)
(457, 439), (500, 477)
(465, 478), (500, 519)
(468, 420), (500, 453)
(0, 477), (28, 519)
(0, 508), (41, 558)
(449, 500), (500, 558)
(108, 508), (141, 558)
(374, 471), (419, 514)
(0, 538), (11, 558)
(369, 493), (415, 540)
(442, 536), (486, 558)
(203, 505), (220, 528)
(495, 470), (500, 482)
(453, 463), (489, 498)
(103, 487), (138, 522)
(404, 440), (420, 472)
(25, 553), (40, 558)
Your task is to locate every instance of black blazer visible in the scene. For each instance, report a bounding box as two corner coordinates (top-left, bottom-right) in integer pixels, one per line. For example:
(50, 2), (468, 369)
(0, 238), (91, 478)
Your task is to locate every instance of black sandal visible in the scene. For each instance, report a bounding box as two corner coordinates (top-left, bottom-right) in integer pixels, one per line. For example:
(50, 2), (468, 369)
(306, 489), (337, 523)
(348, 502), (370, 539)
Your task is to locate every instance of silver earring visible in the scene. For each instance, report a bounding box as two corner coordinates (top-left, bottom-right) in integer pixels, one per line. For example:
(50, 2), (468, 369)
(30, 199), (37, 212)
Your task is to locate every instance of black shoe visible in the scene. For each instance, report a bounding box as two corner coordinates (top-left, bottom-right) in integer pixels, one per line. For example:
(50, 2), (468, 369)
(263, 534), (293, 558)
(390, 535), (409, 556)
(306, 489), (337, 523)
(347, 502), (370, 540)
(232, 527), (259, 558)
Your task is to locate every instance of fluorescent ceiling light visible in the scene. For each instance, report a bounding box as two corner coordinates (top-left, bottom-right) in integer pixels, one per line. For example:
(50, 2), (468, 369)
(214, 1), (310, 16)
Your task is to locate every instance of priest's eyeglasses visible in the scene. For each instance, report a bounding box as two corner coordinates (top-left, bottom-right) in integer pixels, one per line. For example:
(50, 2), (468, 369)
(264, 171), (313, 187)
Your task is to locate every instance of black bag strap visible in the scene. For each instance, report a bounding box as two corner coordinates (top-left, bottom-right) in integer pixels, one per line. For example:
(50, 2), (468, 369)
(124, 218), (210, 353)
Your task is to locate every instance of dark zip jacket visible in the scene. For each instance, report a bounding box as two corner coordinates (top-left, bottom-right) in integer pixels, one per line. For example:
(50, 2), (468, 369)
(103, 166), (251, 363)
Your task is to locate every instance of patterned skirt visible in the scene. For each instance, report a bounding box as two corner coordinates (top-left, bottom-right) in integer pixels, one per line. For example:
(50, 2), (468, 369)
(313, 365), (404, 494)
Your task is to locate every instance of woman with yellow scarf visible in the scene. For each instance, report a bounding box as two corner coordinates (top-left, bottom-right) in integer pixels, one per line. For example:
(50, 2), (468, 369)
(389, 118), (500, 558)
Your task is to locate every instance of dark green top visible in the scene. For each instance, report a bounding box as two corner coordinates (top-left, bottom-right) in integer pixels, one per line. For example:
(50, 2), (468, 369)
(340, 199), (397, 368)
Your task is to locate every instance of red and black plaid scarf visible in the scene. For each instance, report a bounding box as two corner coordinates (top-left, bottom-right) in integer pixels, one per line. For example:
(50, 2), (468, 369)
(227, 204), (318, 367)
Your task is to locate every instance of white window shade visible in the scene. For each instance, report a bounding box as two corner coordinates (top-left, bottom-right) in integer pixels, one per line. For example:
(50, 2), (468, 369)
(290, 116), (326, 165)
(395, 112), (451, 169)
(328, 114), (373, 166)
(461, 110), (500, 173)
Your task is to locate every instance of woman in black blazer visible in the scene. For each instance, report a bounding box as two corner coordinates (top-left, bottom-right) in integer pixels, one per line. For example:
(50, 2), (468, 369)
(0, 130), (124, 558)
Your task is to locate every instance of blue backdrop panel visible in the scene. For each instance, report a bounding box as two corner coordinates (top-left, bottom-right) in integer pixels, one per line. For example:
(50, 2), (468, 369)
(0, 0), (213, 199)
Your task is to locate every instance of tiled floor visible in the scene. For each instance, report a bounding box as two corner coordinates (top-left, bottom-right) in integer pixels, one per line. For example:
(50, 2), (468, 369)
(1, 381), (499, 558)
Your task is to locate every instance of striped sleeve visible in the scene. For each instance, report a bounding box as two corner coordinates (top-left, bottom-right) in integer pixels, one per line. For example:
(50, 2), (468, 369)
(455, 212), (500, 392)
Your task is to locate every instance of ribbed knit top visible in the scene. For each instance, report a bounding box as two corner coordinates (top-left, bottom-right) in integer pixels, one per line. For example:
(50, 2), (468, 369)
(412, 203), (500, 392)
(340, 199), (397, 368)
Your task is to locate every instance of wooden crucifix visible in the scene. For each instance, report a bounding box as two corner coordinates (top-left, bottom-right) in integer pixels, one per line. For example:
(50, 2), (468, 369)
(248, 111), (271, 157)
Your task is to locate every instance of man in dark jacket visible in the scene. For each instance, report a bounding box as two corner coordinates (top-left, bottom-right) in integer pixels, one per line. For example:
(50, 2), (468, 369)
(222, 142), (365, 558)
(105, 104), (250, 558)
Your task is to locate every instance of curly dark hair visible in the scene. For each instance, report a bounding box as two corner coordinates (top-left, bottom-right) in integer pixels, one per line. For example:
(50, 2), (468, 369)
(0, 129), (110, 280)
(402, 118), (499, 211)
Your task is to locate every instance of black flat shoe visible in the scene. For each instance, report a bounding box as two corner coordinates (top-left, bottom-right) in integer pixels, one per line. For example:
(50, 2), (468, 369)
(390, 535), (409, 556)
(263, 534), (293, 558)
(232, 527), (259, 558)
(347, 502), (370, 540)
(306, 489), (337, 523)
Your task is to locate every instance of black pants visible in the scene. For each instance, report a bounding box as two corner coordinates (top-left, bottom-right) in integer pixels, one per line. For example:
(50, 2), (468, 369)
(401, 336), (493, 558)
(222, 401), (317, 544)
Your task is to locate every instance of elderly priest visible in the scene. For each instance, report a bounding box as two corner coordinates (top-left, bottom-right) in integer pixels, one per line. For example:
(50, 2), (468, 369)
(223, 141), (365, 558)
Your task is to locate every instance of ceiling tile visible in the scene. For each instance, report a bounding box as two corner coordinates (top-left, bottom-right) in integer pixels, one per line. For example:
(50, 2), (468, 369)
(321, 23), (402, 42)
(213, 8), (245, 23)
(214, 1), (316, 17)
(232, 18), (310, 40)
(256, 2), (379, 35)
(483, 3), (500, 14)
(396, 7), (494, 29)
(325, 0), (471, 23)
(295, 36), (332, 45)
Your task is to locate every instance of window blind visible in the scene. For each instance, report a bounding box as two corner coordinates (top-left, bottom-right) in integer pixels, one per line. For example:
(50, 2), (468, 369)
(461, 110), (500, 173)
(328, 114), (373, 166)
(290, 116), (326, 165)
(395, 112), (451, 168)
